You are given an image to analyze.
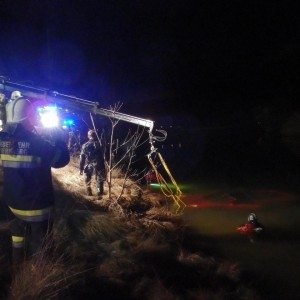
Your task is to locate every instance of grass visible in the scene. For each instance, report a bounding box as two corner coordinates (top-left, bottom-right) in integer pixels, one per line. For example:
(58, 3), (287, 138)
(0, 158), (262, 299)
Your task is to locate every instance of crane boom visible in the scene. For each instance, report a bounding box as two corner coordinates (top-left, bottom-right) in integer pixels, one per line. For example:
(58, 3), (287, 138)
(0, 78), (154, 132)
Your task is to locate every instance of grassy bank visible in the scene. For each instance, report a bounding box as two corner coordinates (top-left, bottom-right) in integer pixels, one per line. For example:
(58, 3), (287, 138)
(0, 159), (260, 299)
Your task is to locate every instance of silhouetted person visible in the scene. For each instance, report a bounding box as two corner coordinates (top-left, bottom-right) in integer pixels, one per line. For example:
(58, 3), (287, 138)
(0, 95), (70, 264)
(79, 129), (106, 196)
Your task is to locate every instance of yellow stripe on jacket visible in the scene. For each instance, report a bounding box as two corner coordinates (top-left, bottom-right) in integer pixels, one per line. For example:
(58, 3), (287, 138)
(0, 154), (41, 168)
(9, 206), (53, 222)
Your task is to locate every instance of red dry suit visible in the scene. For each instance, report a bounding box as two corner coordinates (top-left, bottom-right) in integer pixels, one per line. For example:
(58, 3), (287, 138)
(237, 220), (264, 242)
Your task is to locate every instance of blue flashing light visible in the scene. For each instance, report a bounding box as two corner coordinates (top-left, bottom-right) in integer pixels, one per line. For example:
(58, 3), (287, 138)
(63, 119), (75, 126)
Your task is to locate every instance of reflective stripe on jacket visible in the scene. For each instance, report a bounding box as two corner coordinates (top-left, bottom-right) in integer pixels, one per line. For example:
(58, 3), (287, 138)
(0, 154), (41, 168)
(9, 206), (53, 222)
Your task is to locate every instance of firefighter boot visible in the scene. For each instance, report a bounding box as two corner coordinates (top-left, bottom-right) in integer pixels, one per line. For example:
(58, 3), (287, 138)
(87, 187), (92, 196)
(12, 247), (25, 271)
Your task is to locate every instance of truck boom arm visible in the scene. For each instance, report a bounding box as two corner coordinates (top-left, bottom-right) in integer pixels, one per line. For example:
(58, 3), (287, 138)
(0, 78), (154, 132)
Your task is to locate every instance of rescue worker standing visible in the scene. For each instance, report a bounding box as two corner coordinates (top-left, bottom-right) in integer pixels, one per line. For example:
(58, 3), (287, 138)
(79, 129), (106, 196)
(0, 95), (70, 263)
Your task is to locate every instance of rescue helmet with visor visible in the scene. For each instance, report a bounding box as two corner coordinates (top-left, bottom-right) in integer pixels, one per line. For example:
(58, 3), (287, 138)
(248, 213), (257, 222)
(87, 129), (97, 140)
(6, 97), (34, 127)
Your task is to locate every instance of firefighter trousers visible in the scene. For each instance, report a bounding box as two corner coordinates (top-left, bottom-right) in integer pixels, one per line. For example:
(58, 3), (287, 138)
(84, 165), (105, 195)
(9, 208), (53, 263)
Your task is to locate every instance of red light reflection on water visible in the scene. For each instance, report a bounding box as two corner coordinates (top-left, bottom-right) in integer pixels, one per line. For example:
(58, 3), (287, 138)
(186, 198), (261, 209)
(184, 190), (297, 210)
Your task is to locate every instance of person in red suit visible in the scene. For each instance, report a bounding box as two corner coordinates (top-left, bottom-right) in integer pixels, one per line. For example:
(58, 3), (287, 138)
(237, 213), (264, 243)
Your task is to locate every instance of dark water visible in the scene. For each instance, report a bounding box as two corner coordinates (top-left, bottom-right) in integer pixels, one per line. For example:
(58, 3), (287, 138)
(147, 121), (300, 298)
(181, 184), (300, 300)
(156, 120), (299, 298)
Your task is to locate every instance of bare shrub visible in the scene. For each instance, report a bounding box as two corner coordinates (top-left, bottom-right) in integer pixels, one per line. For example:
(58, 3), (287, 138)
(104, 103), (149, 202)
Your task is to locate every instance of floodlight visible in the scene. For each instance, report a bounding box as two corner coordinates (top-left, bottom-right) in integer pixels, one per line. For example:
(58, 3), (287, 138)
(38, 106), (59, 128)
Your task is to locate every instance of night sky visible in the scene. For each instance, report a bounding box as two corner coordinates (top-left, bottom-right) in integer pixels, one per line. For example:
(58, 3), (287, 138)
(1, 1), (298, 115)
(0, 0), (299, 182)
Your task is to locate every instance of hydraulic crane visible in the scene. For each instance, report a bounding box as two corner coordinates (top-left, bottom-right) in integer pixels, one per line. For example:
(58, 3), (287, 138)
(0, 76), (185, 212)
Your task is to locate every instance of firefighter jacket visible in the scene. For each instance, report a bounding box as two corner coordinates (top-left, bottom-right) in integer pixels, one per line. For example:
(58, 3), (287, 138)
(0, 123), (70, 215)
(79, 139), (105, 173)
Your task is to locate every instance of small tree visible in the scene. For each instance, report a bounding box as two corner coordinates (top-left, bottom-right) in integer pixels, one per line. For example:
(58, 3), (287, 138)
(105, 103), (148, 202)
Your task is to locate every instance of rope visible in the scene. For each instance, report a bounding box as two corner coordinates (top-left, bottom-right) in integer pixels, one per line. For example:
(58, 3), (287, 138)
(147, 150), (186, 213)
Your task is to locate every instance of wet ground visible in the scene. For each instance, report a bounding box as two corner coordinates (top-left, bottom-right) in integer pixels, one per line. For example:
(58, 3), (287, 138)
(181, 183), (300, 299)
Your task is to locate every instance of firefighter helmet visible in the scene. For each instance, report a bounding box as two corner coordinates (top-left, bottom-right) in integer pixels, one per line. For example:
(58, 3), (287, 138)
(6, 97), (33, 124)
(248, 213), (257, 222)
(0, 93), (5, 103)
(87, 129), (97, 140)
(10, 91), (22, 101)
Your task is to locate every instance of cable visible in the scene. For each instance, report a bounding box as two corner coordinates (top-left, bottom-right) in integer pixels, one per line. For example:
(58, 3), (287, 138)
(147, 150), (185, 213)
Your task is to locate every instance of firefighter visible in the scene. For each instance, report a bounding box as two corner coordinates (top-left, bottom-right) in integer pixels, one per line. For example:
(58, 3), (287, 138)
(79, 129), (106, 196)
(0, 96), (70, 263)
